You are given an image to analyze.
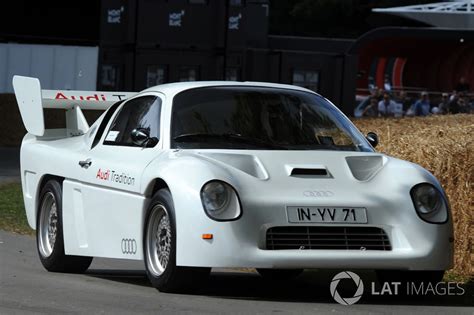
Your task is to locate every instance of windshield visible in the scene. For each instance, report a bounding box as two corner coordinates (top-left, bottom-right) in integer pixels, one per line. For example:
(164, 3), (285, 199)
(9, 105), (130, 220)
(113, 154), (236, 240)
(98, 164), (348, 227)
(171, 86), (372, 151)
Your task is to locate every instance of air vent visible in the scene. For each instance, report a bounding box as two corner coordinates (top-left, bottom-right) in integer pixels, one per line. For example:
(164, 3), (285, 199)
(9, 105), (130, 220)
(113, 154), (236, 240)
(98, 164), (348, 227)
(266, 226), (391, 251)
(291, 168), (328, 176)
(346, 156), (385, 181)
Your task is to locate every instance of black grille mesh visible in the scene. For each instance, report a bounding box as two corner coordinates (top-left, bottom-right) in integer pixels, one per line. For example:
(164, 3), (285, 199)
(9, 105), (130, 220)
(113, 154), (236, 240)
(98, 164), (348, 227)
(266, 226), (391, 251)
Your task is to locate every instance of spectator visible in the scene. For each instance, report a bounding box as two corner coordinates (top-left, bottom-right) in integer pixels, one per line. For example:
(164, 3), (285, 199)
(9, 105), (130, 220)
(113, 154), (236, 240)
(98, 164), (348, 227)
(449, 90), (457, 102)
(396, 90), (412, 112)
(437, 93), (450, 114)
(447, 92), (459, 114)
(469, 99), (474, 113)
(384, 77), (392, 92)
(456, 98), (470, 114)
(405, 104), (415, 117)
(462, 97), (471, 113)
(362, 97), (378, 117)
(413, 92), (431, 116)
(449, 92), (470, 114)
(455, 77), (470, 93)
(368, 76), (376, 94)
(378, 93), (398, 117)
(376, 88), (384, 101)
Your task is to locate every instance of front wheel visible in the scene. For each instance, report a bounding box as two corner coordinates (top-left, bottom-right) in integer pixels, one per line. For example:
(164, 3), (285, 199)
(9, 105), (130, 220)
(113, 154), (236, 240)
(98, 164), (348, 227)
(144, 189), (210, 292)
(37, 179), (93, 273)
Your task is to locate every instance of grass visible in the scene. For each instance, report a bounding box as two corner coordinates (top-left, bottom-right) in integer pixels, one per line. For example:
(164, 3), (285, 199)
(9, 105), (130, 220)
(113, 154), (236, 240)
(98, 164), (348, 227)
(0, 183), (33, 235)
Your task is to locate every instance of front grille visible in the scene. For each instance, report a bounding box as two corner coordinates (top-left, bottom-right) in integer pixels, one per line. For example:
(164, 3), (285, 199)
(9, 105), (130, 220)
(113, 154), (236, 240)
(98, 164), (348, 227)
(266, 226), (391, 251)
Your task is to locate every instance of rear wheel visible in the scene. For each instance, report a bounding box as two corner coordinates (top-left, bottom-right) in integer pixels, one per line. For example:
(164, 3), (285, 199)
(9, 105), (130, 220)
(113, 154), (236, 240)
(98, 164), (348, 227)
(257, 268), (304, 280)
(144, 189), (210, 292)
(37, 179), (93, 273)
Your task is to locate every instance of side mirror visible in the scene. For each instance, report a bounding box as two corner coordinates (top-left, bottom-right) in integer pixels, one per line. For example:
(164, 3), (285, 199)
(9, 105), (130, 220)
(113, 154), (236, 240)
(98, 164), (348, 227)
(131, 128), (158, 147)
(366, 132), (379, 148)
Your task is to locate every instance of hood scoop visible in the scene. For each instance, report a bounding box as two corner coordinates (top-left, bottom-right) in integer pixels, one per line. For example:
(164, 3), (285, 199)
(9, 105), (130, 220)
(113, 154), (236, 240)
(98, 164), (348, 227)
(286, 165), (332, 178)
(291, 168), (328, 177)
(198, 152), (269, 180)
(346, 155), (385, 181)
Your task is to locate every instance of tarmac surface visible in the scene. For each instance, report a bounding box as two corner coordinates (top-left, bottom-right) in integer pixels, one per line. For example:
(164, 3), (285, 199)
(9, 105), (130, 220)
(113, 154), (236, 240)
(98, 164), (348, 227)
(0, 231), (473, 314)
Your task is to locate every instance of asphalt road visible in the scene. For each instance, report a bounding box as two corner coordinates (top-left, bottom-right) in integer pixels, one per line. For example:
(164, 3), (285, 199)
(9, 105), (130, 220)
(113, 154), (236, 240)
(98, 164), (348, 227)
(0, 231), (472, 314)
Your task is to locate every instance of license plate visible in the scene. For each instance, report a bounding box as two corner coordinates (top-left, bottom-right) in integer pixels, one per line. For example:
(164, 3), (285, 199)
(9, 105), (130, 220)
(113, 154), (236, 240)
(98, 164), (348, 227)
(287, 206), (367, 223)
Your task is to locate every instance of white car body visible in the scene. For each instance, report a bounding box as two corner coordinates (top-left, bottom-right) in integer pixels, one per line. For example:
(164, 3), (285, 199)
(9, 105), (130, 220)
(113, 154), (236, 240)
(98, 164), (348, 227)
(14, 76), (453, 272)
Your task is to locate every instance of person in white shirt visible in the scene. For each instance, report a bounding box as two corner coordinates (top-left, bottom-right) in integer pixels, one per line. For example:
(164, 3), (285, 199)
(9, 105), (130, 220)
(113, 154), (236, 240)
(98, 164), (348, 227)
(384, 77), (392, 92)
(378, 93), (400, 117)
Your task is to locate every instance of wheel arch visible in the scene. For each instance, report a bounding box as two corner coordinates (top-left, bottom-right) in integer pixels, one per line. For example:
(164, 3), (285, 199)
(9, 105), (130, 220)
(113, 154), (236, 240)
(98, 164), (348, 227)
(36, 174), (65, 222)
(144, 177), (170, 198)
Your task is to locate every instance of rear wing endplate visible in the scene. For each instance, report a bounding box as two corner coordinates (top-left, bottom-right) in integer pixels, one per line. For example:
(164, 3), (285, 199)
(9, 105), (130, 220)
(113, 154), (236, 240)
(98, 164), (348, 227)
(12, 75), (136, 137)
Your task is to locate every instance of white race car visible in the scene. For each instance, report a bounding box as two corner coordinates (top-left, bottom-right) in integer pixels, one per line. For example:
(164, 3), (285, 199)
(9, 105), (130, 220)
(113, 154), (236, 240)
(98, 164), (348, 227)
(13, 76), (453, 292)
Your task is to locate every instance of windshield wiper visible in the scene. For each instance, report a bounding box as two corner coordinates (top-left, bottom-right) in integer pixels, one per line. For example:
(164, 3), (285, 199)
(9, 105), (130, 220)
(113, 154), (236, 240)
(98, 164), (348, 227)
(173, 133), (288, 150)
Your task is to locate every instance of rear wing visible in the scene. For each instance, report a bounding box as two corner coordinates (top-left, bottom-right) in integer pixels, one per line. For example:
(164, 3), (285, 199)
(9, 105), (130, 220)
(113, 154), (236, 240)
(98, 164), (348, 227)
(12, 75), (136, 137)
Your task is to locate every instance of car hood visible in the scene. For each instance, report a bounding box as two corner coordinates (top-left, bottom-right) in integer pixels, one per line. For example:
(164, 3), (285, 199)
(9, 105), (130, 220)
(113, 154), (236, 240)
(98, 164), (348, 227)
(172, 148), (442, 195)
(184, 149), (442, 208)
(190, 150), (388, 182)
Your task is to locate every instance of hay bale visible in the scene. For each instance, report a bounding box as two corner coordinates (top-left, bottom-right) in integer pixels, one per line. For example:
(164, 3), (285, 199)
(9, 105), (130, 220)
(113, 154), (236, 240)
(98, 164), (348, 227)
(354, 114), (473, 278)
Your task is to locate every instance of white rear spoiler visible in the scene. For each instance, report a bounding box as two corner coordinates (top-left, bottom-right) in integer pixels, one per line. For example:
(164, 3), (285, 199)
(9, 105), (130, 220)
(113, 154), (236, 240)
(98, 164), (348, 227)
(12, 75), (136, 137)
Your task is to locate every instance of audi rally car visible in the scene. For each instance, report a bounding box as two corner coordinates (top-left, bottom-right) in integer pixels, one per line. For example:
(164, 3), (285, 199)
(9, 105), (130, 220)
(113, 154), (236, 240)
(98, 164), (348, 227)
(13, 76), (453, 292)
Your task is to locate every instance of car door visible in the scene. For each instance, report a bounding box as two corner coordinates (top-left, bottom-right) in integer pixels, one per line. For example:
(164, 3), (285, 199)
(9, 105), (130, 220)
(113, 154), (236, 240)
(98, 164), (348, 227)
(62, 93), (164, 259)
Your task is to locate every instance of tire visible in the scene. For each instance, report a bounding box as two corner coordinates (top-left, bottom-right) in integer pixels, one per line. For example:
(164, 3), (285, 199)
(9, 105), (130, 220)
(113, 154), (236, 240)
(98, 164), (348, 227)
(37, 179), (93, 273)
(257, 268), (304, 280)
(376, 270), (445, 286)
(144, 188), (210, 293)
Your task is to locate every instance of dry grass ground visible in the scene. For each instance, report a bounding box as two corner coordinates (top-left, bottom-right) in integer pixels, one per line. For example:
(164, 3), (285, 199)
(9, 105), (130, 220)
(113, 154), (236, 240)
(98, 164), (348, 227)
(354, 114), (473, 280)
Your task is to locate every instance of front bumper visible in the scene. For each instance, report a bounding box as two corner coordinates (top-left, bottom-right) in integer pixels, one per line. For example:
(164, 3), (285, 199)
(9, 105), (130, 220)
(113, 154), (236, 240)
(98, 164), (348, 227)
(174, 191), (454, 271)
(172, 152), (454, 271)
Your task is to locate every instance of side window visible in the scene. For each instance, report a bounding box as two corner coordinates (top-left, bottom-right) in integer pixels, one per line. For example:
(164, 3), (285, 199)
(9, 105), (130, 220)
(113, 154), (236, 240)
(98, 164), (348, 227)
(91, 101), (123, 149)
(104, 96), (162, 147)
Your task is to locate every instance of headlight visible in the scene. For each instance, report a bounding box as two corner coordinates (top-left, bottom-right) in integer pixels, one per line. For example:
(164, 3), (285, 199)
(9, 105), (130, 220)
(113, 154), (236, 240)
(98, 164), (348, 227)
(410, 183), (448, 224)
(200, 181), (241, 221)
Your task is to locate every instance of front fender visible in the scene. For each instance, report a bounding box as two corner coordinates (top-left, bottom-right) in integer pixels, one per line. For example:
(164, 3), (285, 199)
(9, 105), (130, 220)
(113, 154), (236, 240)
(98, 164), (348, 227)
(141, 150), (246, 266)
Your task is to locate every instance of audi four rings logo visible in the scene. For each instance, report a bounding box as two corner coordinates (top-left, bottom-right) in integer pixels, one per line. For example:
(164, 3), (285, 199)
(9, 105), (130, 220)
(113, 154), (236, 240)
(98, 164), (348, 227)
(121, 238), (137, 254)
(303, 190), (334, 197)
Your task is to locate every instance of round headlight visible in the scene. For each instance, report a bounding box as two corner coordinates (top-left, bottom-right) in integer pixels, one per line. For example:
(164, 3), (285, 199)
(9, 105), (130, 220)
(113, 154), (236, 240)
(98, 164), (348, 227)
(201, 181), (230, 212)
(410, 183), (448, 223)
(200, 181), (241, 221)
(412, 184), (441, 214)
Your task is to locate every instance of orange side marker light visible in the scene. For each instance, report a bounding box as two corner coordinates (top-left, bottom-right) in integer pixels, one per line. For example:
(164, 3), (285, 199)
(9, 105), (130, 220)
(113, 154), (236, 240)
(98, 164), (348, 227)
(202, 234), (213, 240)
